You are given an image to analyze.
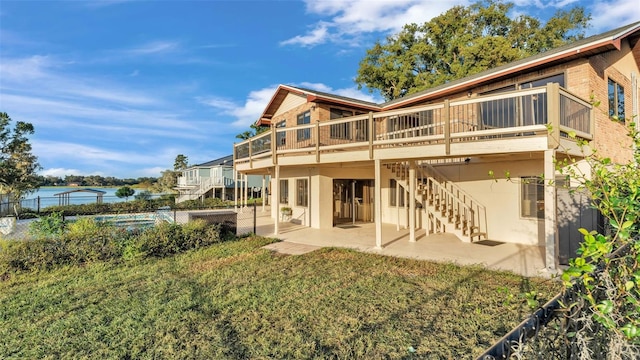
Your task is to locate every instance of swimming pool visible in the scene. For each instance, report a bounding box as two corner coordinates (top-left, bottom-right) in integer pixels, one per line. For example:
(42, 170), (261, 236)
(92, 213), (165, 230)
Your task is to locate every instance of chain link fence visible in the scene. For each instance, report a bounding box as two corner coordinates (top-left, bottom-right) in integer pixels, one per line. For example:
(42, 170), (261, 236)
(1, 202), (263, 241)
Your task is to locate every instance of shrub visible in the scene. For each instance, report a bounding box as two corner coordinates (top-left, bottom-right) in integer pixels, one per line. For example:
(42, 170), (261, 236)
(134, 220), (223, 258)
(28, 212), (65, 239)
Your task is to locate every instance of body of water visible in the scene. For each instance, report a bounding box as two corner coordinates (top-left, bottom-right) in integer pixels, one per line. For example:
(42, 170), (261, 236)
(24, 187), (138, 208)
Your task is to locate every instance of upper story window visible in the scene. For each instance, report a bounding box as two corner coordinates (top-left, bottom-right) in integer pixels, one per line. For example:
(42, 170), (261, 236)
(276, 120), (286, 146)
(608, 78), (625, 121)
(297, 111), (311, 141)
(330, 108), (354, 139)
(480, 73), (565, 129)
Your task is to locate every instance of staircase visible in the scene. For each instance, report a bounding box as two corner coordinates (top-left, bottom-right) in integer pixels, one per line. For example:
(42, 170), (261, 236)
(175, 177), (218, 203)
(386, 161), (488, 243)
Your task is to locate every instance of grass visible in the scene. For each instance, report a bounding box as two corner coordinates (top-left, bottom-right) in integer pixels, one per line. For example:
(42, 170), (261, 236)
(0, 236), (560, 359)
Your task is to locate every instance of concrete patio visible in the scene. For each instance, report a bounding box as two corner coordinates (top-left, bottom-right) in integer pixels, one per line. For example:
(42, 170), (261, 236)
(252, 207), (552, 278)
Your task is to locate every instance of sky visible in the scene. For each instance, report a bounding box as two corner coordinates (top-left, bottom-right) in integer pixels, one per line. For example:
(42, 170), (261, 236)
(1, 0), (639, 179)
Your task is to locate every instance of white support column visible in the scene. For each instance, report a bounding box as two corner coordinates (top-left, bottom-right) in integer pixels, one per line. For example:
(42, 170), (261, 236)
(244, 173), (248, 208)
(222, 184), (226, 202)
(396, 180), (400, 231)
(544, 149), (557, 271)
(261, 175), (266, 212)
(234, 170), (238, 211)
(375, 159), (382, 249)
(409, 161), (416, 242)
(274, 166), (280, 235)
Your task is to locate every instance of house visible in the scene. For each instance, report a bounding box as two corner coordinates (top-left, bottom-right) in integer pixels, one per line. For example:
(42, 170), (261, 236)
(175, 155), (269, 204)
(234, 21), (640, 271)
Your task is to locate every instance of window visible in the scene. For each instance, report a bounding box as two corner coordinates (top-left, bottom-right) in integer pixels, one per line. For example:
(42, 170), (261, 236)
(386, 110), (434, 138)
(480, 74), (566, 128)
(330, 108), (354, 139)
(297, 111), (311, 141)
(279, 179), (288, 204)
(389, 179), (405, 207)
(608, 78), (625, 121)
(296, 179), (308, 207)
(276, 120), (286, 146)
(521, 177), (544, 219)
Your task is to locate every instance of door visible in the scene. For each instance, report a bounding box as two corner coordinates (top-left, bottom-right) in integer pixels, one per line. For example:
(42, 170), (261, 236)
(557, 187), (603, 265)
(333, 180), (374, 225)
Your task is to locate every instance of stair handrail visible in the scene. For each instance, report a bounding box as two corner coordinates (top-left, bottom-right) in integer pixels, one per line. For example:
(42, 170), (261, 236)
(426, 176), (476, 234)
(419, 163), (488, 238)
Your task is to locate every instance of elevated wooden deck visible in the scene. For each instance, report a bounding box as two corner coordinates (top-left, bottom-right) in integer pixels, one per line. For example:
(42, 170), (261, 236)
(235, 83), (593, 172)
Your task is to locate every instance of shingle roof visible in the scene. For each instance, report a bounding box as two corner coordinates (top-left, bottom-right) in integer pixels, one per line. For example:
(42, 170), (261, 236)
(382, 21), (640, 108)
(195, 154), (233, 167)
(283, 84), (381, 109)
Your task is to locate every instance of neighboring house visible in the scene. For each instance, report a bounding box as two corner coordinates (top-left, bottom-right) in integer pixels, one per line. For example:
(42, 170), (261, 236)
(175, 155), (268, 203)
(234, 22), (640, 271)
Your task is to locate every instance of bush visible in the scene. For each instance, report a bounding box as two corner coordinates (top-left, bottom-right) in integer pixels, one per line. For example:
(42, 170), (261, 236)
(134, 219), (223, 258)
(0, 217), (224, 276)
(29, 211), (65, 239)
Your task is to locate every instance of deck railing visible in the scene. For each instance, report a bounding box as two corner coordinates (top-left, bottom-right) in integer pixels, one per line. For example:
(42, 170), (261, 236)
(234, 83), (593, 164)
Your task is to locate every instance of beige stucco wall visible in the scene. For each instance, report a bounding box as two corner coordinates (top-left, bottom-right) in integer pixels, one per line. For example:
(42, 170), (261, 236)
(434, 159), (546, 246)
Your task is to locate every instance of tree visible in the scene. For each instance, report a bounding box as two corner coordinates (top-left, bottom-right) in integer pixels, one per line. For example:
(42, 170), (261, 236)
(236, 123), (268, 140)
(151, 169), (179, 193)
(115, 186), (135, 201)
(355, 0), (590, 100)
(174, 154), (188, 171)
(557, 118), (640, 350)
(0, 112), (41, 202)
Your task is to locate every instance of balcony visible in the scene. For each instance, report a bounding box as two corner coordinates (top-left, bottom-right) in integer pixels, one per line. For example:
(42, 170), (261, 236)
(234, 83), (593, 170)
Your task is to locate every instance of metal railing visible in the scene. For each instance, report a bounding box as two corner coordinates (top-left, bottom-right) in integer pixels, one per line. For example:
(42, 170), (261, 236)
(234, 84), (593, 164)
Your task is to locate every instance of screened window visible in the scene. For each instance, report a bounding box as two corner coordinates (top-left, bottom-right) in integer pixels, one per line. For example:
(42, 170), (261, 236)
(386, 110), (435, 138)
(389, 179), (405, 207)
(279, 179), (288, 204)
(297, 111), (311, 141)
(296, 179), (308, 207)
(608, 78), (625, 121)
(330, 108), (354, 139)
(276, 120), (286, 146)
(521, 177), (544, 219)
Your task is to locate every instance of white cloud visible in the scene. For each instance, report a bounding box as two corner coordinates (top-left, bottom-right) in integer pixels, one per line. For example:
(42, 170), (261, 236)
(588, 0), (640, 33)
(296, 82), (382, 103)
(281, 0), (468, 47)
(40, 168), (85, 177)
(199, 85), (278, 128)
(1, 56), (156, 106)
(200, 82), (382, 129)
(280, 23), (331, 47)
(126, 41), (180, 56)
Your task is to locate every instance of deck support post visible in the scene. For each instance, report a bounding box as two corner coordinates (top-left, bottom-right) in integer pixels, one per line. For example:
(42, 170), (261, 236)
(544, 149), (557, 271)
(274, 165), (280, 235)
(375, 159), (382, 249)
(262, 175), (266, 212)
(396, 179), (400, 231)
(244, 173), (248, 208)
(409, 160), (416, 242)
(234, 170), (238, 211)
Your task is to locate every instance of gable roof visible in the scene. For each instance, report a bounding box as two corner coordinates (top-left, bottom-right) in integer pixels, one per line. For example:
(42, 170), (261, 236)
(381, 21), (640, 109)
(256, 84), (380, 126)
(193, 154), (234, 167)
(252, 21), (640, 124)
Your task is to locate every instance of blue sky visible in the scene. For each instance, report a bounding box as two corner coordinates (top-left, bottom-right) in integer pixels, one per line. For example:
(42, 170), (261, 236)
(1, 0), (638, 179)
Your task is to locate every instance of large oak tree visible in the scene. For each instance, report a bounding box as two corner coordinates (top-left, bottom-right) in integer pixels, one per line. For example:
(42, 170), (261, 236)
(356, 0), (590, 101)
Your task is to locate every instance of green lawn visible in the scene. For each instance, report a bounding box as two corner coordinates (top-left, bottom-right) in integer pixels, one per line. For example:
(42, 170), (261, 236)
(0, 236), (560, 359)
